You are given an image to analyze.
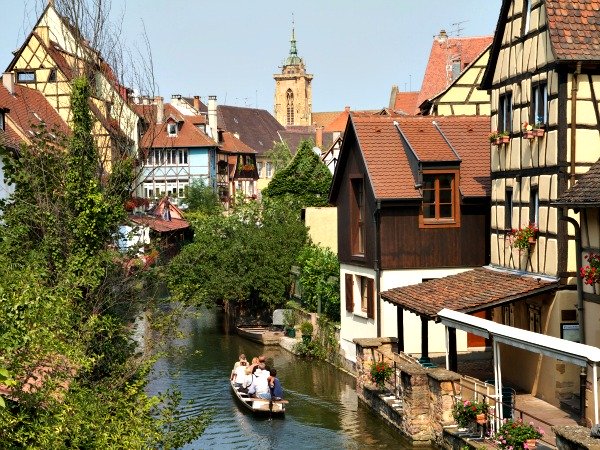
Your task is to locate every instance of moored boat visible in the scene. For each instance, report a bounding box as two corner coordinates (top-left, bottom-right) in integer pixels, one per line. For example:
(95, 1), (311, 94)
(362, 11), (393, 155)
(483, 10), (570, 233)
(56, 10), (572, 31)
(230, 380), (286, 416)
(235, 326), (283, 346)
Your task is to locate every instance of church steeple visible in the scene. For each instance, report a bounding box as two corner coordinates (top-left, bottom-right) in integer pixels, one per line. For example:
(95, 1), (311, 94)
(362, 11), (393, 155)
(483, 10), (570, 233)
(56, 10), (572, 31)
(284, 16), (303, 66)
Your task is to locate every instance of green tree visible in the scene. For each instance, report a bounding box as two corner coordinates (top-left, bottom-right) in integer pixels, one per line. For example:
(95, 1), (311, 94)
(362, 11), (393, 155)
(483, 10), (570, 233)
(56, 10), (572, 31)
(168, 198), (308, 313)
(297, 244), (340, 321)
(264, 141), (292, 174)
(262, 139), (332, 207)
(0, 77), (210, 447)
(184, 178), (222, 215)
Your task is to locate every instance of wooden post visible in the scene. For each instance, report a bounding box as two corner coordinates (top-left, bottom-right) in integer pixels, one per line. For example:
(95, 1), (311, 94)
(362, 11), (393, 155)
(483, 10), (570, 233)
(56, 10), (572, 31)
(421, 315), (429, 361)
(397, 307), (404, 353)
(448, 327), (457, 372)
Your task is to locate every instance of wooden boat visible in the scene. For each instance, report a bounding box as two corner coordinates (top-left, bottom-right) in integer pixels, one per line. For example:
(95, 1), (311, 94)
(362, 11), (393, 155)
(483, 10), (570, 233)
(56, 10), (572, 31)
(235, 326), (283, 346)
(230, 380), (286, 416)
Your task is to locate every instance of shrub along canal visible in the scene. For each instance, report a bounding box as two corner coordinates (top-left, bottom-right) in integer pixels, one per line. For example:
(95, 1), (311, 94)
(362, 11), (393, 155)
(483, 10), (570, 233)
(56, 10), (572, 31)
(147, 307), (415, 449)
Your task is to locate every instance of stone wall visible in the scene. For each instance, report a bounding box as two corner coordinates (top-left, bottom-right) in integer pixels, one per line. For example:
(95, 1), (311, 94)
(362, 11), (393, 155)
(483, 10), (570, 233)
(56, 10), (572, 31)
(354, 338), (462, 446)
(554, 426), (600, 450)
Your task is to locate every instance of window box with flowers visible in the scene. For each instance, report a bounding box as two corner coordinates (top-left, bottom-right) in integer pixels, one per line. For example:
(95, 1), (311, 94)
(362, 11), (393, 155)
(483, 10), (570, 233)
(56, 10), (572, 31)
(509, 223), (539, 250)
(580, 252), (600, 286)
(452, 399), (488, 428)
(498, 131), (510, 144)
(533, 123), (545, 137)
(522, 122), (534, 139)
(493, 418), (543, 449)
(489, 131), (502, 145)
(369, 360), (393, 389)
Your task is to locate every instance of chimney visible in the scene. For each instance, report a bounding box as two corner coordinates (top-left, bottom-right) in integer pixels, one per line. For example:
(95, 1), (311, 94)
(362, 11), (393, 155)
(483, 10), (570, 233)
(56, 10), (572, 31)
(344, 106), (350, 113)
(436, 29), (448, 43)
(208, 95), (218, 142)
(193, 95), (200, 111)
(2, 72), (14, 95)
(316, 126), (323, 148)
(37, 26), (50, 47)
(155, 96), (164, 124)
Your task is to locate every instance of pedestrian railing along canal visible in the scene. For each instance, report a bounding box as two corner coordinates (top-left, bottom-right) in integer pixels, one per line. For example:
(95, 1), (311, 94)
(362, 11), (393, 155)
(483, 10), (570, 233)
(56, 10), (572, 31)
(458, 375), (558, 447)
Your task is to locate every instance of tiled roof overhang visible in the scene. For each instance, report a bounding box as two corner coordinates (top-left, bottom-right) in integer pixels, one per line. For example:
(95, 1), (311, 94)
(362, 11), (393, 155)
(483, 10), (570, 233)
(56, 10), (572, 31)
(555, 158), (600, 207)
(381, 266), (559, 319)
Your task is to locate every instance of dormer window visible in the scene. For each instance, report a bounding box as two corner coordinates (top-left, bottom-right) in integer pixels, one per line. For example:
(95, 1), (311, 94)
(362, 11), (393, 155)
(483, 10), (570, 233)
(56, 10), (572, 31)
(17, 71), (35, 83)
(0, 111), (5, 131)
(420, 169), (460, 228)
(167, 122), (177, 137)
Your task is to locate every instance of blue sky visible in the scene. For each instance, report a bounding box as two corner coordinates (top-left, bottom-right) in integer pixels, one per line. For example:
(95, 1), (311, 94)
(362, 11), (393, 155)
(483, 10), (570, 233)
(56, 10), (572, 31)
(1, 0), (502, 113)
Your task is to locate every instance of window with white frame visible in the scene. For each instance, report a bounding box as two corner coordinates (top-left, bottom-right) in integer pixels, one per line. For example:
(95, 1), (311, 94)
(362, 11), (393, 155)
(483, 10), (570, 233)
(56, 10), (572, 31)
(257, 162), (264, 177)
(17, 71), (35, 83)
(266, 162), (273, 178)
(167, 122), (177, 136)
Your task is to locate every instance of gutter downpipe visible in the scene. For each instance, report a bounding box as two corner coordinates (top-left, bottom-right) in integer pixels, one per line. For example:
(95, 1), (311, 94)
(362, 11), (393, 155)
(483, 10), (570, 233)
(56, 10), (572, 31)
(375, 199), (382, 338)
(562, 215), (586, 422)
(570, 62), (581, 188)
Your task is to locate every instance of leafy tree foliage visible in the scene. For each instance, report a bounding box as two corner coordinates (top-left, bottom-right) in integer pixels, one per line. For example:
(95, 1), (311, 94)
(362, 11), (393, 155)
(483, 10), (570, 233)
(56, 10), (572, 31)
(264, 141), (292, 174)
(0, 77), (210, 447)
(262, 139), (332, 207)
(168, 198), (308, 312)
(296, 244), (340, 321)
(184, 178), (222, 216)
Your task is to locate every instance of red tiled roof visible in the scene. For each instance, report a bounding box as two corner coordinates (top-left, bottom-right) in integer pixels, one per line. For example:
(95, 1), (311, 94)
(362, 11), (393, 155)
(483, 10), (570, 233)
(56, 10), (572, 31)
(351, 115), (491, 200)
(393, 91), (420, 115)
(129, 216), (189, 233)
(219, 131), (256, 154)
(417, 36), (493, 108)
(381, 267), (558, 318)
(141, 104), (216, 149)
(324, 110), (351, 133)
(546, 0), (600, 60)
(0, 83), (69, 142)
(311, 111), (340, 128)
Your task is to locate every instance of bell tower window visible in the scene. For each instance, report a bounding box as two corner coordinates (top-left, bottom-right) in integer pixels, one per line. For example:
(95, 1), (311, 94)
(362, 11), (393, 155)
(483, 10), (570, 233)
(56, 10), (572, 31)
(286, 89), (294, 125)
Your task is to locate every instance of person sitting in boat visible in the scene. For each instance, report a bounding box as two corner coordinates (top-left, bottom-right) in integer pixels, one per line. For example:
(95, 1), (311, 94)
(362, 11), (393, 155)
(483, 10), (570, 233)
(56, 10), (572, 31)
(231, 354), (247, 380)
(247, 368), (271, 399)
(232, 360), (249, 389)
(245, 356), (260, 375)
(269, 369), (283, 400)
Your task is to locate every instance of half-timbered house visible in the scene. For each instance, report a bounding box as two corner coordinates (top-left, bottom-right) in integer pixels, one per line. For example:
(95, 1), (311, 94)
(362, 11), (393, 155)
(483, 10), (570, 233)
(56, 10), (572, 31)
(329, 114), (491, 362)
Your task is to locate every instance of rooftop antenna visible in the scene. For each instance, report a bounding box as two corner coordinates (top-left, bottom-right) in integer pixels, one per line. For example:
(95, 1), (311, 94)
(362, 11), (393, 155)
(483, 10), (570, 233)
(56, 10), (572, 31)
(451, 20), (468, 37)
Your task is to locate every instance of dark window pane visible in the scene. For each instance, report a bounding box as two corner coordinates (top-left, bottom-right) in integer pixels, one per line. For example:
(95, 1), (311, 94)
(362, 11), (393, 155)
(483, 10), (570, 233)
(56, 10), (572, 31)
(422, 177), (434, 190)
(439, 175), (453, 189)
(440, 204), (453, 218)
(439, 189), (452, 203)
(423, 189), (435, 203)
(422, 204), (435, 218)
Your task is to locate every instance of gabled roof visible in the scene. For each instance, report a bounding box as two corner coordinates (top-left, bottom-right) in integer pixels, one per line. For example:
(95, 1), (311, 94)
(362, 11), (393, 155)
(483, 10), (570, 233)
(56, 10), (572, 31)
(330, 115), (490, 202)
(556, 158), (600, 207)
(217, 105), (284, 156)
(482, 0), (600, 89)
(417, 35), (493, 108)
(382, 266), (558, 318)
(392, 91), (420, 115)
(219, 131), (256, 154)
(0, 83), (69, 143)
(312, 111), (341, 129)
(130, 196), (189, 233)
(278, 128), (314, 155)
(140, 103), (216, 149)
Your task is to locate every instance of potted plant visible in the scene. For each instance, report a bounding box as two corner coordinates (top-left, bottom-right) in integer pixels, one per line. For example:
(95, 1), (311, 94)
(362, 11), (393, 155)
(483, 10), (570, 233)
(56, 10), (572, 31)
(283, 309), (298, 338)
(509, 223), (539, 250)
(499, 131), (510, 144)
(533, 122), (545, 137)
(489, 130), (501, 145)
(494, 418), (543, 449)
(299, 320), (313, 344)
(522, 122), (534, 139)
(580, 252), (600, 285)
(452, 399), (487, 428)
(369, 360), (393, 389)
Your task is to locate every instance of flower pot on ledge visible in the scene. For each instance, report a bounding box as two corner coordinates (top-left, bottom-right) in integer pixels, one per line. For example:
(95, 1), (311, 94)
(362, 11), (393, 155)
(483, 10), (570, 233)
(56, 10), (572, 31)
(523, 130), (534, 139)
(534, 128), (545, 137)
(499, 135), (510, 144)
(525, 438), (537, 449)
(528, 236), (536, 245)
(476, 413), (487, 425)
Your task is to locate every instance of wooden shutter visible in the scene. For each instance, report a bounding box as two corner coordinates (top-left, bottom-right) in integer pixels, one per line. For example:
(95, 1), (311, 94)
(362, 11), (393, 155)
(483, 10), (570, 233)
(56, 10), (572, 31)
(366, 278), (375, 319)
(345, 274), (354, 312)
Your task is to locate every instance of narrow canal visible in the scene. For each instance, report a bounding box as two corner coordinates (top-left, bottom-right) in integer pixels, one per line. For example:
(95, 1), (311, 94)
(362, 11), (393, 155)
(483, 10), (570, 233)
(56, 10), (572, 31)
(147, 307), (414, 449)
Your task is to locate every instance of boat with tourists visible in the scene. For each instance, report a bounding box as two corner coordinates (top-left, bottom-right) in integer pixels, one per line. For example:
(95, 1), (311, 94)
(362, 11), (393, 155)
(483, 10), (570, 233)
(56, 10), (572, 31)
(229, 380), (286, 416)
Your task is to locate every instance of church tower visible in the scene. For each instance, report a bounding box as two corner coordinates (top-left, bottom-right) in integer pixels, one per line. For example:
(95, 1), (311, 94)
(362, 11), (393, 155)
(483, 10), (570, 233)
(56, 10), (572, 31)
(274, 25), (313, 126)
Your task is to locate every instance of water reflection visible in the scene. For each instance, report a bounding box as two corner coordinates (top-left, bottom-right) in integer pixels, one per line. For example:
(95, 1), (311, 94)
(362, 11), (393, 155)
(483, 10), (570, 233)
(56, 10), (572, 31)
(147, 308), (413, 449)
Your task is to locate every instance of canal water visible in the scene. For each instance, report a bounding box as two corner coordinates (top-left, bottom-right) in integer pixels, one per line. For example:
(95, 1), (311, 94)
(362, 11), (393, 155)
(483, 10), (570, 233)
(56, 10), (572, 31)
(147, 307), (414, 449)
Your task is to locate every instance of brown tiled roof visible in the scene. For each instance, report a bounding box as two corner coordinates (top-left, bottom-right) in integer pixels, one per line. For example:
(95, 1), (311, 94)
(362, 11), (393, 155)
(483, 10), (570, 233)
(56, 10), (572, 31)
(129, 215), (189, 233)
(351, 115), (491, 200)
(393, 91), (420, 115)
(0, 83), (69, 142)
(432, 115), (492, 197)
(381, 267), (558, 318)
(546, 0), (600, 60)
(417, 36), (493, 108)
(311, 111), (340, 128)
(556, 158), (600, 206)
(219, 131), (256, 154)
(141, 103), (216, 149)
(217, 105), (284, 156)
(278, 127), (315, 155)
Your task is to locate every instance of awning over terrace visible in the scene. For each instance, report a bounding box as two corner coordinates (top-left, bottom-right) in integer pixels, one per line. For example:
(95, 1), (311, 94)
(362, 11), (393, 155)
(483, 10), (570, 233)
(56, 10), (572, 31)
(438, 308), (600, 425)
